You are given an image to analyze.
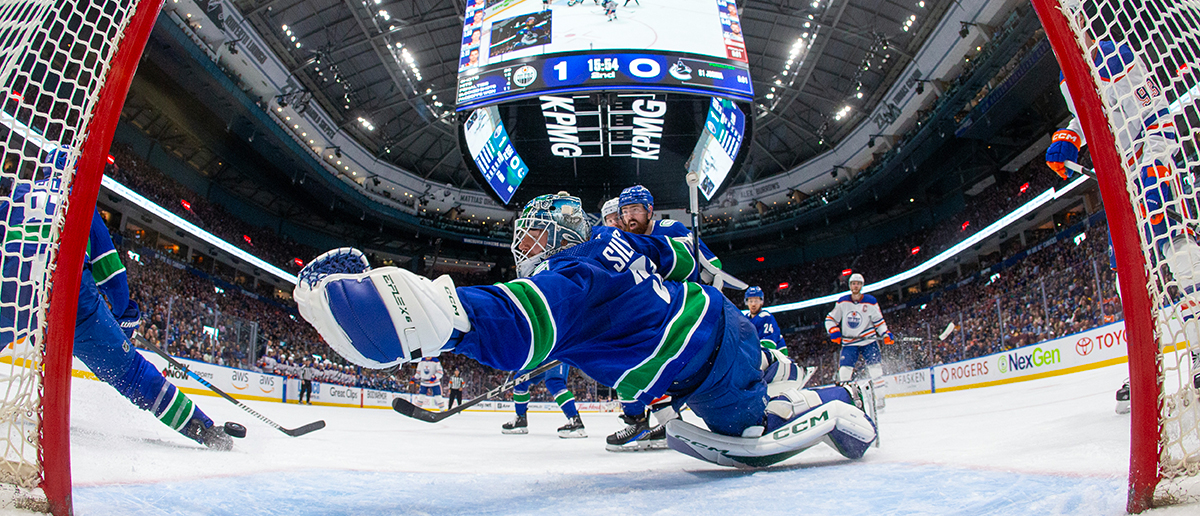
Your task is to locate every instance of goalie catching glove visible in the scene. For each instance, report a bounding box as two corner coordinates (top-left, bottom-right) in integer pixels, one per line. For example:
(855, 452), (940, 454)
(293, 248), (471, 368)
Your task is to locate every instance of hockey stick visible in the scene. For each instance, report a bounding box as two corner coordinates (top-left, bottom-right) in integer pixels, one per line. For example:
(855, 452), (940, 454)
(1066, 161), (1197, 229)
(135, 335), (326, 437)
(393, 360), (563, 423)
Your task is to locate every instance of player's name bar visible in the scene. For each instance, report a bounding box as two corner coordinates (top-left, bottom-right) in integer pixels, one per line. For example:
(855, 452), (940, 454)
(763, 174), (1090, 314)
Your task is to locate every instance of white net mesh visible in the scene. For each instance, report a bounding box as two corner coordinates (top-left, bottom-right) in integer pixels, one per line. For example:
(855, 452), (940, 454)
(1060, 0), (1200, 505)
(0, 0), (140, 504)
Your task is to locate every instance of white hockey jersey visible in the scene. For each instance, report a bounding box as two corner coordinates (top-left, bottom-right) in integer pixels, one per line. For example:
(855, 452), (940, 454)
(1060, 41), (1175, 169)
(825, 294), (889, 347)
(416, 358), (443, 388)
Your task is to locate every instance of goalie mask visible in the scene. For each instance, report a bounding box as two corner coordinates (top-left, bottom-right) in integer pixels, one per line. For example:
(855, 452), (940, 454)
(512, 192), (590, 277)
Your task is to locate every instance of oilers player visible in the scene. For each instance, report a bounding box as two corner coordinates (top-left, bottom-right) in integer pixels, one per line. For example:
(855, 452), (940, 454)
(294, 192), (877, 468)
(415, 356), (444, 409)
(500, 362), (586, 438)
(1, 150), (234, 449)
(601, 197), (623, 230)
(744, 286), (785, 355)
(1046, 0), (1200, 411)
(825, 273), (892, 409)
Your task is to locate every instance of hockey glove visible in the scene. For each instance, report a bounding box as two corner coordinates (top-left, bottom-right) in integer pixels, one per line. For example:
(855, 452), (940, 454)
(828, 328), (842, 346)
(117, 300), (141, 339)
(883, 332), (895, 346)
(294, 248), (471, 369)
(1046, 129), (1082, 180)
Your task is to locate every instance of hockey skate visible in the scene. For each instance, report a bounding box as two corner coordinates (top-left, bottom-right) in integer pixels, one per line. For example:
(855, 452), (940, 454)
(501, 415), (529, 434)
(605, 413), (662, 452)
(1116, 379), (1131, 414)
(557, 416), (588, 438)
(666, 386), (877, 468)
(181, 417), (234, 451)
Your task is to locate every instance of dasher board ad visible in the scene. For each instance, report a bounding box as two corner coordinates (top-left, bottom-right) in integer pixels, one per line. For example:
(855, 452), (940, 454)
(456, 0), (752, 109)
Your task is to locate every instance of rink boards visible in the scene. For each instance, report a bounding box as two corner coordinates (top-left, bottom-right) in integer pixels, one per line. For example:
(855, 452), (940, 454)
(887, 319), (1189, 397)
(2, 319), (1179, 411)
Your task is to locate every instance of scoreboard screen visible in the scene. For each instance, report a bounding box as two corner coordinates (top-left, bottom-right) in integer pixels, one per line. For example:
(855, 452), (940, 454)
(687, 97), (745, 200)
(462, 105), (529, 204)
(456, 0), (752, 110)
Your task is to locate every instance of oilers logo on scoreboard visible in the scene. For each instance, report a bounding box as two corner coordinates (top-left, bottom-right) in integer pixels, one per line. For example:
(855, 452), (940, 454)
(513, 65), (537, 87)
(846, 311), (862, 330)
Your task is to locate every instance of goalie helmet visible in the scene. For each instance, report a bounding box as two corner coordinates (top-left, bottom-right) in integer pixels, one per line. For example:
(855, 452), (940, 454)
(512, 192), (591, 277)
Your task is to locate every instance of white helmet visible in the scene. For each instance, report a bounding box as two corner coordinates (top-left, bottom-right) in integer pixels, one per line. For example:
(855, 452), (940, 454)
(849, 273), (864, 285)
(602, 197), (620, 218)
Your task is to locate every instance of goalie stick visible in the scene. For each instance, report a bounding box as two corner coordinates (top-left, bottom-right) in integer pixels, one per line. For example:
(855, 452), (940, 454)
(393, 360), (563, 423)
(136, 335), (326, 437)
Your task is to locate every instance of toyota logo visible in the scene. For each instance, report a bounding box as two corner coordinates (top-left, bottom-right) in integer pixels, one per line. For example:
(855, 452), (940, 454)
(1076, 337), (1095, 356)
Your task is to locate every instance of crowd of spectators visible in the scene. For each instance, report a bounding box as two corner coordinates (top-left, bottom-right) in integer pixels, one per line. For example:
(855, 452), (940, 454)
(108, 144), (318, 271)
(731, 159), (1065, 306)
(776, 219), (1119, 385)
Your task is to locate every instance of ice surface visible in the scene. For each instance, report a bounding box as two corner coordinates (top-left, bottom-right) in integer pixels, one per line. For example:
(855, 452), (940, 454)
(57, 362), (1200, 514)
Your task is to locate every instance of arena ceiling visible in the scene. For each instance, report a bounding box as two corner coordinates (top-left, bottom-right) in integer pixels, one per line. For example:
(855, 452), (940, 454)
(229, 0), (955, 194)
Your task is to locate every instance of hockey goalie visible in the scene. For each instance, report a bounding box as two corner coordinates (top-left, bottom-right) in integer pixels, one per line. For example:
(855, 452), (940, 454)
(293, 192), (878, 468)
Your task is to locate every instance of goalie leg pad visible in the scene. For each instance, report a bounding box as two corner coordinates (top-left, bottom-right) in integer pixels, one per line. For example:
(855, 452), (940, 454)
(666, 400), (875, 468)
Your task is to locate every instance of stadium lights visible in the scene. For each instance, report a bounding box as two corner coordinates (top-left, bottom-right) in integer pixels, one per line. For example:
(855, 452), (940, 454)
(102, 176), (298, 285)
(763, 174), (1090, 314)
(834, 105), (852, 121)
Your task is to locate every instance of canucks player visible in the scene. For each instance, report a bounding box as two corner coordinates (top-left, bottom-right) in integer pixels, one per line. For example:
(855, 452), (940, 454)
(415, 356), (444, 409)
(825, 273), (892, 409)
(294, 192), (877, 467)
(744, 286), (786, 355)
(1, 149), (233, 449)
(1046, 0), (1199, 410)
(500, 362), (586, 438)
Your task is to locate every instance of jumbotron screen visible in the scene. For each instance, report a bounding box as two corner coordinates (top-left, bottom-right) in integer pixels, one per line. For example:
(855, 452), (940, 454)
(456, 0), (752, 110)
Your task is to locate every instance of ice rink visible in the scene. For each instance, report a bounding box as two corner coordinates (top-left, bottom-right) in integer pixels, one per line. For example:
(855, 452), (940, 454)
(53, 362), (1200, 515)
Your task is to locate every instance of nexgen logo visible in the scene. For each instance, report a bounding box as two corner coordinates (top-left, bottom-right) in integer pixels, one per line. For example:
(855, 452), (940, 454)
(999, 346), (1061, 374)
(771, 410), (829, 440)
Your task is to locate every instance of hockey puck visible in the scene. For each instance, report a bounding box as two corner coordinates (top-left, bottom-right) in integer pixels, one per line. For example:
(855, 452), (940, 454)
(223, 422), (247, 438)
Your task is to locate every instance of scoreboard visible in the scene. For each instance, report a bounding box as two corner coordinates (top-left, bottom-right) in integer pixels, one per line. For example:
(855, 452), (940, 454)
(456, 0), (753, 110)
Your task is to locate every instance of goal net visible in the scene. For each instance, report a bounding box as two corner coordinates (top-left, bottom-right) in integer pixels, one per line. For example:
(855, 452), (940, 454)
(0, 0), (161, 513)
(1032, 0), (1200, 511)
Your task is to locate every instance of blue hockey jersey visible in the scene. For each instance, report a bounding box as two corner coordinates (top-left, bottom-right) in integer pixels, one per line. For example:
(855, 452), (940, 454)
(2, 180), (129, 316)
(590, 219), (720, 283)
(747, 309), (784, 351)
(454, 227), (724, 405)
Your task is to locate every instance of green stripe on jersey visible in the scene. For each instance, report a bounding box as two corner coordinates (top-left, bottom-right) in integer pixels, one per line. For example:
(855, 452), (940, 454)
(760, 339), (778, 350)
(4, 223), (52, 244)
(499, 280), (557, 371)
(708, 256), (722, 269)
(513, 392), (531, 403)
(158, 390), (196, 431)
(663, 237), (695, 282)
(90, 249), (125, 285)
(615, 282), (710, 402)
(554, 390), (575, 406)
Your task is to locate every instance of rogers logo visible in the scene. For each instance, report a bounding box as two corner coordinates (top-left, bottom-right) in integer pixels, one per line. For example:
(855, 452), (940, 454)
(1076, 337), (1095, 356)
(939, 361), (989, 383)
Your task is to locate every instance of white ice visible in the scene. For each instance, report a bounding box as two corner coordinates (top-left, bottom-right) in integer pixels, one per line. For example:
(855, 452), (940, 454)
(40, 362), (1200, 514)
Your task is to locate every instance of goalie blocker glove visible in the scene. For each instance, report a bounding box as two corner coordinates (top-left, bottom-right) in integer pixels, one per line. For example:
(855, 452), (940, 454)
(294, 248), (471, 368)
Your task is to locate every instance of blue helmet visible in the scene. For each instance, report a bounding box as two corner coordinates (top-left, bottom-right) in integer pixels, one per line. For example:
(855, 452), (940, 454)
(512, 192), (591, 277)
(745, 286), (764, 300)
(618, 185), (654, 211)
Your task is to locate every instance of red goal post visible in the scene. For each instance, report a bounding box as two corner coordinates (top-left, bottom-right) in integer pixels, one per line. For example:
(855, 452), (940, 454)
(1031, 0), (1200, 512)
(0, 1), (164, 514)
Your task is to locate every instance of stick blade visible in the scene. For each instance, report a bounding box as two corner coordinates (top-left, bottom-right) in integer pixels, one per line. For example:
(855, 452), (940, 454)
(392, 398), (443, 423)
(282, 420), (326, 437)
